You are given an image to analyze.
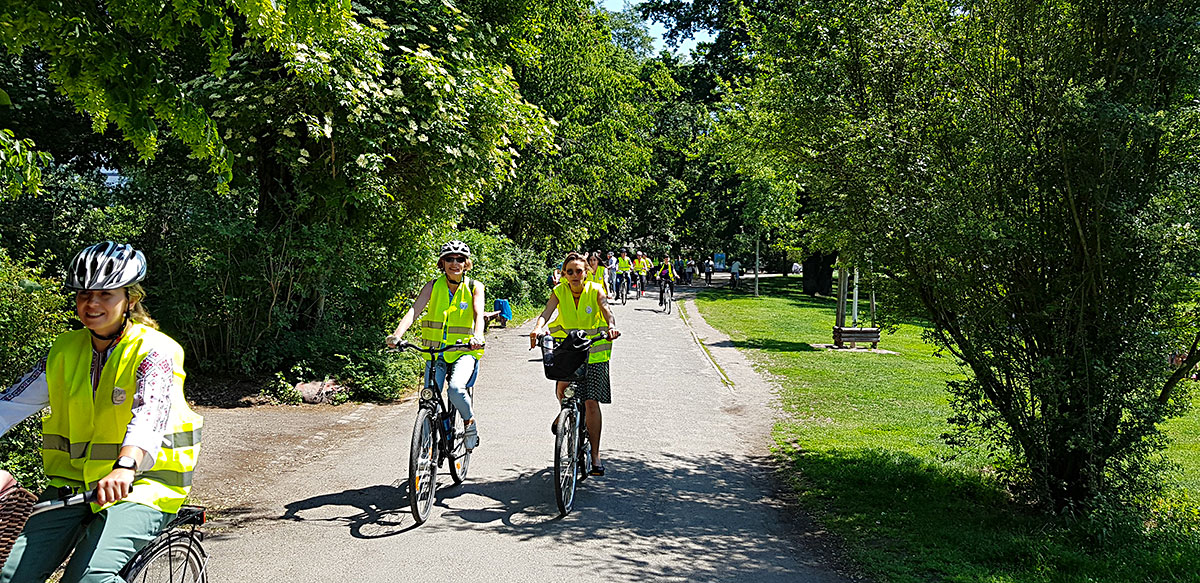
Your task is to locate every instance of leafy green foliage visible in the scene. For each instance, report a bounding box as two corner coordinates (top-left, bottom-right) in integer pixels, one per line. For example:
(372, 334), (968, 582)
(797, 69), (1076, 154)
(727, 0), (1200, 508)
(0, 249), (67, 490)
(1, 0), (360, 185)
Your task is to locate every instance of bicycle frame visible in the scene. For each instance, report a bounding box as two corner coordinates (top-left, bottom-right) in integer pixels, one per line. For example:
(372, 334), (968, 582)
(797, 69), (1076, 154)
(21, 489), (208, 582)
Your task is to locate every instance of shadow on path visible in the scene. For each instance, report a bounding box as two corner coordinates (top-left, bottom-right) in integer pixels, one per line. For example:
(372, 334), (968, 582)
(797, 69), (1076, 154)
(277, 450), (832, 582)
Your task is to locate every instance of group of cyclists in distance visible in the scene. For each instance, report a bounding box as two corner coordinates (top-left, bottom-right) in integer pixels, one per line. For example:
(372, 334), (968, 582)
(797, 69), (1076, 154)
(0, 239), (702, 581)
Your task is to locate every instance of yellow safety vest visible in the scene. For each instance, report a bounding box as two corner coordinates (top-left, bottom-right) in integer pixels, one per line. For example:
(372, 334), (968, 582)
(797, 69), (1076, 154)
(617, 257), (633, 272)
(635, 258), (652, 275)
(43, 324), (202, 514)
(658, 262), (677, 280)
(548, 282), (612, 363)
(419, 275), (484, 363)
(586, 265), (607, 287)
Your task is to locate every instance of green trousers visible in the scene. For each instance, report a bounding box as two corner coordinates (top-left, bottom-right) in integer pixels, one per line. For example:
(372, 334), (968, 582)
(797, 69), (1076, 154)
(0, 489), (172, 583)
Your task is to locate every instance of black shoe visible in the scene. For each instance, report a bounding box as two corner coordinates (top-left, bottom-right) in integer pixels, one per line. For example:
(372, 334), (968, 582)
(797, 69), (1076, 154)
(589, 465), (605, 476)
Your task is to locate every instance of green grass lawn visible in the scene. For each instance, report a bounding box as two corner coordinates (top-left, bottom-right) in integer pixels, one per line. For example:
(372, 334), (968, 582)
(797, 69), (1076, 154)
(694, 276), (1200, 583)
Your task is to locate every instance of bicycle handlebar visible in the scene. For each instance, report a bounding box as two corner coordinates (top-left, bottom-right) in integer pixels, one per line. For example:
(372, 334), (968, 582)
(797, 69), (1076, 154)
(386, 339), (484, 354)
(30, 489), (98, 517)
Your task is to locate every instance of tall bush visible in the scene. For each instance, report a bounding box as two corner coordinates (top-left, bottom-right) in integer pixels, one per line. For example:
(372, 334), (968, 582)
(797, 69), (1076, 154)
(0, 250), (67, 490)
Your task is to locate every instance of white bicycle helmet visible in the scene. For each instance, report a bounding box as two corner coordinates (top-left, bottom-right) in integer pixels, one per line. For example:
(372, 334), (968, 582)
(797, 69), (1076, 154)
(64, 241), (147, 290)
(439, 240), (471, 259)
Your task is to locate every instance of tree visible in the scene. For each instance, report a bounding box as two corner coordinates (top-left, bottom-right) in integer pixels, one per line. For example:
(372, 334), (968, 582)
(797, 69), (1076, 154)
(732, 0), (1200, 508)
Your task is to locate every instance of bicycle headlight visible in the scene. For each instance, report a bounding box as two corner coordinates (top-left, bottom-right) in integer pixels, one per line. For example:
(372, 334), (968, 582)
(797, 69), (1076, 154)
(421, 388), (434, 400)
(563, 385), (575, 398)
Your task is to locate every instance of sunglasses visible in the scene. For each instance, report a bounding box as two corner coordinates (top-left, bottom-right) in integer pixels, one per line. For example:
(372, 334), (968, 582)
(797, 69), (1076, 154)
(444, 256), (467, 264)
(564, 268), (585, 275)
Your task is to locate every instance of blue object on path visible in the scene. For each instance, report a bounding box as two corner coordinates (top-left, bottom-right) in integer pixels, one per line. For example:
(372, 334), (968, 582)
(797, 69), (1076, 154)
(493, 299), (512, 321)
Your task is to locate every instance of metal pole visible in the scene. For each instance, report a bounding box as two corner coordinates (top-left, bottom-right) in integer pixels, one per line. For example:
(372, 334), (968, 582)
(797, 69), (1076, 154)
(836, 268), (848, 328)
(852, 268), (859, 326)
(754, 235), (760, 297)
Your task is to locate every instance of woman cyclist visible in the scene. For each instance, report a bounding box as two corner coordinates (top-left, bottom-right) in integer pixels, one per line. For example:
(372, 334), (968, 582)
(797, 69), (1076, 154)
(586, 252), (609, 296)
(387, 241), (485, 451)
(530, 252), (620, 476)
(0, 242), (203, 583)
(655, 254), (678, 307)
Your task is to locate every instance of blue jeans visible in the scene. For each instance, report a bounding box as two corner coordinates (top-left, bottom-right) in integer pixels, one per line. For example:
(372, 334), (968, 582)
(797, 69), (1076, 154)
(425, 355), (478, 421)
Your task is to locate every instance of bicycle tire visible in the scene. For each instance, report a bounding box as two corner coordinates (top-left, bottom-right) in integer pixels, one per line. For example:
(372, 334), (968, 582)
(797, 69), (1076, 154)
(667, 294), (673, 314)
(447, 402), (471, 485)
(408, 407), (438, 524)
(121, 531), (208, 583)
(553, 407), (579, 515)
(621, 278), (628, 306)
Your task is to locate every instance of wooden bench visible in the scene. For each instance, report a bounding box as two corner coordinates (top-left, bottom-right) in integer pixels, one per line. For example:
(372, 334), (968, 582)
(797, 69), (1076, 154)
(833, 326), (881, 349)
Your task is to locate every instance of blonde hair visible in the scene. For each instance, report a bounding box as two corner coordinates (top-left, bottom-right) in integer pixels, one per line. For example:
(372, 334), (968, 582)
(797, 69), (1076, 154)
(126, 284), (160, 330)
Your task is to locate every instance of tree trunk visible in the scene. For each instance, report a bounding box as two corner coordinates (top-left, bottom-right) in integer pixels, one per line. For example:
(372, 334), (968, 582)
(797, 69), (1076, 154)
(802, 252), (837, 295)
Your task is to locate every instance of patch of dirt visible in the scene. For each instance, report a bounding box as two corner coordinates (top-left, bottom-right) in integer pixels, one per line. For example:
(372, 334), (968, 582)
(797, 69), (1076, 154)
(186, 378), (274, 408)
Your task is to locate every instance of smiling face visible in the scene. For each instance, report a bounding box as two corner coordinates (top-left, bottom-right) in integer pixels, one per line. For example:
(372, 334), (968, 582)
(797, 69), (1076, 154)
(440, 254), (469, 278)
(75, 289), (131, 337)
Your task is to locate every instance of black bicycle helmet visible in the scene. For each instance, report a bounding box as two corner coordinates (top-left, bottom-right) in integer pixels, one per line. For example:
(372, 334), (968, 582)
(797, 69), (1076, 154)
(439, 240), (471, 259)
(64, 242), (147, 291)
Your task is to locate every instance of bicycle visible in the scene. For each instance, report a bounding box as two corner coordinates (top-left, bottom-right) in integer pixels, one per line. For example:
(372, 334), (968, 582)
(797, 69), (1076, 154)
(659, 276), (674, 314)
(389, 340), (478, 525)
(0, 486), (208, 582)
(615, 272), (630, 305)
(534, 332), (611, 516)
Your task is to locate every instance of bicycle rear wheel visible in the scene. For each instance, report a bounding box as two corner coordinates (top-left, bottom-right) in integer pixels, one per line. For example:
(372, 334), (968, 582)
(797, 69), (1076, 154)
(621, 279), (628, 305)
(408, 407), (438, 524)
(447, 401), (472, 485)
(553, 407), (580, 515)
(121, 531), (207, 583)
(667, 293), (673, 314)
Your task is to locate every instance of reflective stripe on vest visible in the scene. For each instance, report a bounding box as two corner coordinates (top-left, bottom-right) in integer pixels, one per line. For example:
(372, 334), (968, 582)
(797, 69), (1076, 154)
(418, 276), (484, 363)
(617, 257), (633, 271)
(43, 324), (203, 514)
(549, 281), (612, 364)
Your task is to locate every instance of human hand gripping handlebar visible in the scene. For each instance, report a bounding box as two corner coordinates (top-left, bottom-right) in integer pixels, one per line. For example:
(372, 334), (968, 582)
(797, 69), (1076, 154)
(528, 329), (620, 350)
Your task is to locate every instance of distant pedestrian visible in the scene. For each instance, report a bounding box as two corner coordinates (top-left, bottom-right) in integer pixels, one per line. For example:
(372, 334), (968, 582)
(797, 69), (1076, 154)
(730, 259), (742, 290)
(606, 251), (618, 295)
(685, 257), (696, 285)
(548, 268), (562, 289)
(791, 262), (801, 275)
(704, 257), (714, 286)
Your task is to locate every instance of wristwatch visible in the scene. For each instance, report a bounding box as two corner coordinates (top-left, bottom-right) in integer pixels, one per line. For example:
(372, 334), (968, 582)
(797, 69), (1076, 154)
(113, 456), (138, 471)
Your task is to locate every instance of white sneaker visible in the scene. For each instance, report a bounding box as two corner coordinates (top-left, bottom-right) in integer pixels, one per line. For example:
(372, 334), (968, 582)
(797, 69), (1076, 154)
(464, 422), (479, 451)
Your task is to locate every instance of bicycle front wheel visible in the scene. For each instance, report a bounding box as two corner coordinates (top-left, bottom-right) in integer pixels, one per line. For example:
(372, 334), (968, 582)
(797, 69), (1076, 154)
(409, 407), (438, 524)
(121, 531), (207, 583)
(447, 403), (471, 485)
(553, 407), (580, 515)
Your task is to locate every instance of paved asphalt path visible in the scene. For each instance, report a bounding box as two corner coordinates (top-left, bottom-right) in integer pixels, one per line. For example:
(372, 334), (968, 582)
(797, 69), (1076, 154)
(193, 283), (852, 583)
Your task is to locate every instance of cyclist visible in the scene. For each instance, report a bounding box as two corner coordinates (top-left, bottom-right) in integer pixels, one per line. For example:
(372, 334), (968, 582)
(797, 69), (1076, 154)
(633, 251), (653, 298)
(0, 242), (203, 583)
(586, 252), (609, 296)
(530, 252), (620, 476)
(655, 254), (679, 307)
(615, 249), (634, 302)
(387, 241), (485, 451)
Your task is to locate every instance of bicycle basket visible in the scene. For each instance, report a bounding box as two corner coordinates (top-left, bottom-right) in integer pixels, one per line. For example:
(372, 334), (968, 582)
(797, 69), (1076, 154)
(0, 486), (37, 566)
(540, 334), (590, 382)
